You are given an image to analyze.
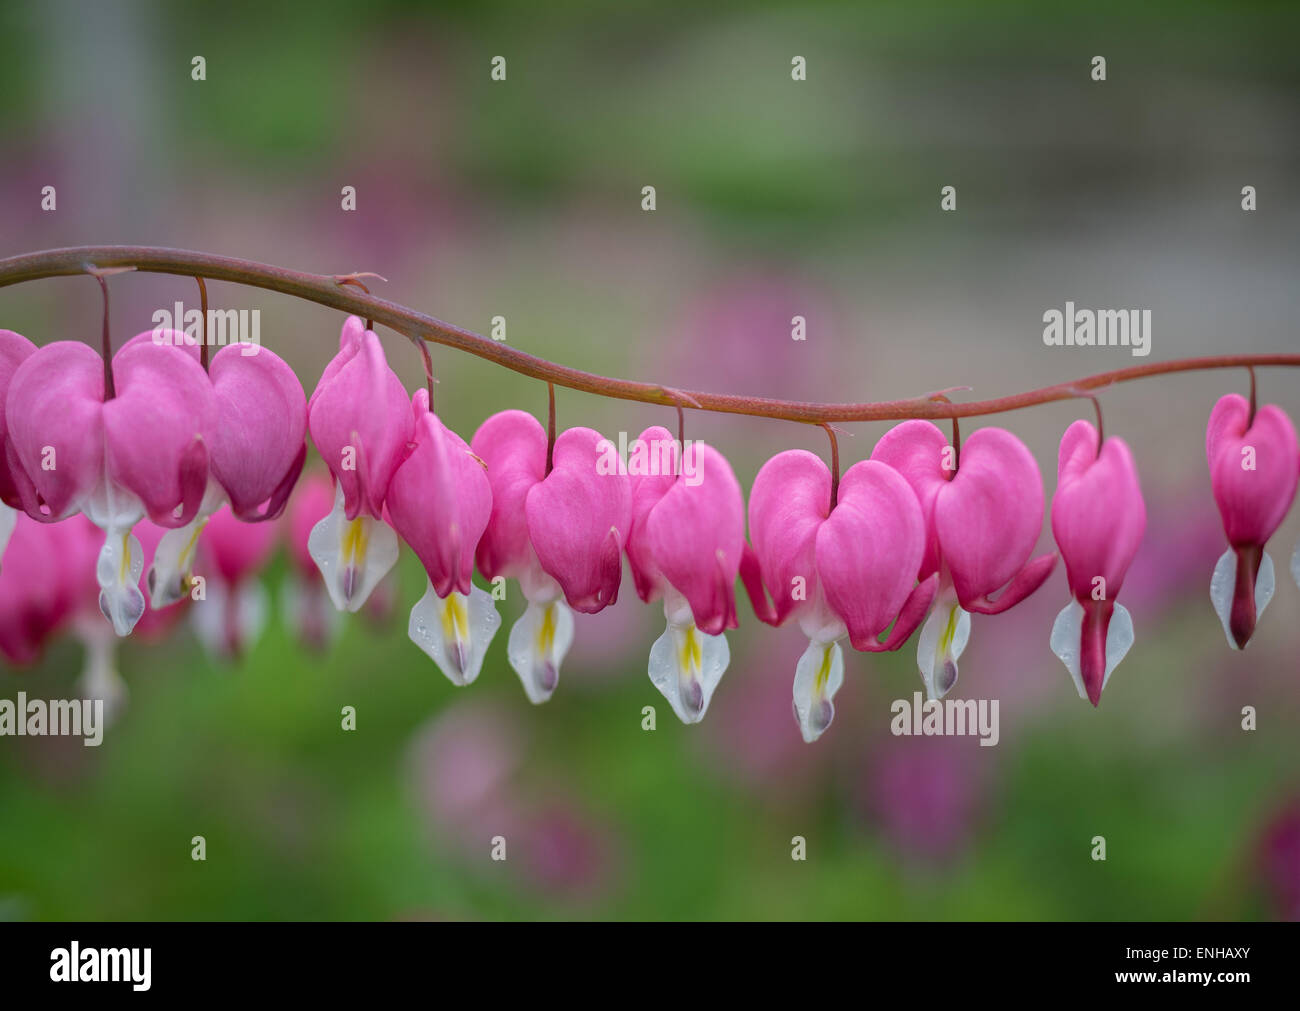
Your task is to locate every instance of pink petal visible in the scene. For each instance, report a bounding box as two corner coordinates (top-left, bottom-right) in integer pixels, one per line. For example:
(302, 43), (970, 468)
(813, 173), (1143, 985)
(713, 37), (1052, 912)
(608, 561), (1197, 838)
(624, 425), (680, 604)
(815, 460), (927, 650)
(207, 344), (308, 520)
(747, 450), (830, 627)
(201, 505), (278, 586)
(525, 427), (630, 613)
(4, 342), (106, 520)
(1206, 393), (1300, 548)
(870, 419), (950, 578)
(307, 317), (411, 520)
(104, 338), (215, 527)
(643, 438), (744, 634)
(934, 427), (1044, 607)
(0, 330), (37, 508)
(387, 390), (492, 597)
(1051, 420), (1146, 603)
(471, 410), (549, 581)
(286, 472), (335, 577)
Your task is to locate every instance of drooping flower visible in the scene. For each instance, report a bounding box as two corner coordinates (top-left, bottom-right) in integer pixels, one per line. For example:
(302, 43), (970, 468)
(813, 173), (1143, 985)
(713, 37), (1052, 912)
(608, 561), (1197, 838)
(306, 316), (411, 612)
(4, 334), (213, 635)
(0, 512), (90, 663)
(386, 389), (500, 686)
(282, 471), (341, 650)
(1204, 393), (1299, 649)
(744, 450), (938, 742)
(0, 329), (37, 562)
(625, 426), (742, 723)
(190, 505), (278, 659)
(1049, 420), (1146, 705)
(471, 411), (631, 703)
(148, 338), (306, 608)
(871, 421), (1055, 700)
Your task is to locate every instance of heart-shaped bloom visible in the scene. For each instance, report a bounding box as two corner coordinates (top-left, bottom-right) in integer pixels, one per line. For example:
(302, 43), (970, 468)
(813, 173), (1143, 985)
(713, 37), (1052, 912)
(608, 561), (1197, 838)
(0, 512), (92, 663)
(306, 317), (411, 612)
(148, 339), (307, 608)
(744, 450), (938, 742)
(282, 471), (340, 650)
(4, 334), (214, 636)
(625, 426), (743, 724)
(471, 411), (631, 703)
(1049, 420), (1146, 705)
(189, 505), (278, 659)
(387, 389), (500, 687)
(0, 330), (37, 561)
(871, 421), (1056, 700)
(1204, 393), (1299, 649)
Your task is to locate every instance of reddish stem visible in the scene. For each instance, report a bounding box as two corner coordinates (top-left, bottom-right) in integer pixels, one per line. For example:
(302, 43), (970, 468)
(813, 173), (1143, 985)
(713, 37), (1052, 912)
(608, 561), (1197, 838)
(4, 247), (1299, 424)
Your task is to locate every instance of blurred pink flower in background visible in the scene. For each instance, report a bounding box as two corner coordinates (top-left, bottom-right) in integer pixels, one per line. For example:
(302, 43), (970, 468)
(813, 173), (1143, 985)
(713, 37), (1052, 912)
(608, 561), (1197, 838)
(191, 506), (277, 659)
(408, 701), (618, 901)
(653, 272), (841, 405)
(859, 734), (989, 866)
(1255, 794), (1300, 920)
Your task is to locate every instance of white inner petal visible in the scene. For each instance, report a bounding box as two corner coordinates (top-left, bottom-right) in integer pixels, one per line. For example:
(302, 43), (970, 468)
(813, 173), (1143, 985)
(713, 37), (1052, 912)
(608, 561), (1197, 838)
(308, 482), (399, 613)
(409, 580), (502, 687)
(96, 526), (146, 637)
(792, 638), (844, 743)
(191, 578), (269, 659)
(0, 501), (16, 566)
(507, 597), (575, 704)
(76, 630), (128, 727)
(1049, 599), (1135, 698)
(915, 597), (970, 701)
(1209, 547), (1274, 650)
(647, 608), (730, 725)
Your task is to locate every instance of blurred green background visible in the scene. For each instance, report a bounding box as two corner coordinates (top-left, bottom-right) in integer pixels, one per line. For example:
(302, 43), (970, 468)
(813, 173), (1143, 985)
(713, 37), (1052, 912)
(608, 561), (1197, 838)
(1, 0), (1299, 920)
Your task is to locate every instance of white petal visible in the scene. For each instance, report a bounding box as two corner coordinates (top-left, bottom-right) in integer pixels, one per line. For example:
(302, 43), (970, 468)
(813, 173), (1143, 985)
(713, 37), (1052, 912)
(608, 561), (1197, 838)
(1049, 599), (1135, 699)
(76, 632), (128, 727)
(1209, 547), (1274, 650)
(281, 577), (341, 649)
(792, 638), (844, 743)
(507, 598), (575, 704)
(0, 501), (16, 565)
(96, 527), (146, 636)
(307, 482), (399, 613)
(191, 578), (268, 659)
(647, 614), (730, 725)
(915, 599), (970, 700)
(409, 581), (502, 686)
(148, 514), (211, 608)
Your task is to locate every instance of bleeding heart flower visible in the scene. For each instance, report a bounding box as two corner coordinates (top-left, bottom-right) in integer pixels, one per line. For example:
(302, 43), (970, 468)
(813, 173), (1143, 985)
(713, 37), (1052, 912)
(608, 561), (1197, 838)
(306, 317), (411, 613)
(0, 512), (91, 663)
(282, 471), (340, 651)
(0, 330), (37, 561)
(471, 411), (630, 703)
(148, 340), (307, 608)
(387, 389), (500, 686)
(625, 426), (743, 724)
(743, 449), (938, 742)
(190, 505), (278, 659)
(1049, 420), (1146, 705)
(1204, 393), (1299, 649)
(4, 334), (213, 636)
(871, 420), (1056, 700)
